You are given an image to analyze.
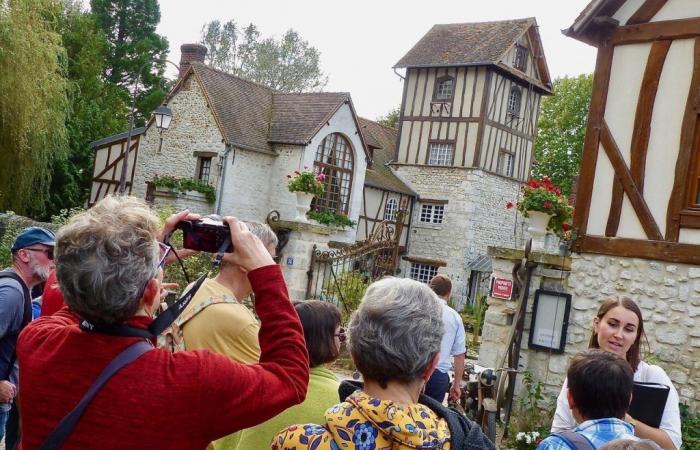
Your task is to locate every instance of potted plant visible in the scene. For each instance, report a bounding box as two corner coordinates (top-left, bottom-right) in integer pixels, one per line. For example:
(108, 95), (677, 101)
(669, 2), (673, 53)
(287, 169), (325, 222)
(507, 177), (573, 248)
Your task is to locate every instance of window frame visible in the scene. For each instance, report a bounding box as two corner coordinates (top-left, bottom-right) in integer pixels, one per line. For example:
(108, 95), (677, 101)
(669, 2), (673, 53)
(427, 141), (455, 166)
(498, 149), (515, 178)
(419, 203), (445, 224)
(507, 87), (522, 117)
(513, 44), (528, 72)
(433, 75), (456, 102)
(312, 133), (354, 215)
(409, 263), (439, 284)
(384, 197), (398, 222)
(196, 156), (212, 184)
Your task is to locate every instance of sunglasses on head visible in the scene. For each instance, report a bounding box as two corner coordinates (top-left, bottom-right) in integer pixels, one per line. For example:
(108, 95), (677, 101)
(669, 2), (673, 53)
(24, 247), (54, 260)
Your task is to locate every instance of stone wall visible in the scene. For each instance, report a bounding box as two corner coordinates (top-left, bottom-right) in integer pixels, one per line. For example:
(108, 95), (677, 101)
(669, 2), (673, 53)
(132, 77), (225, 200)
(392, 166), (525, 307)
(150, 188), (214, 215)
(479, 246), (699, 414)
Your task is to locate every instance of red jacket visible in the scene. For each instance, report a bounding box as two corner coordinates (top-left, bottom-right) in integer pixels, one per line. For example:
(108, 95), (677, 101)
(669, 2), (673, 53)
(41, 269), (65, 316)
(18, 265), (309, 449)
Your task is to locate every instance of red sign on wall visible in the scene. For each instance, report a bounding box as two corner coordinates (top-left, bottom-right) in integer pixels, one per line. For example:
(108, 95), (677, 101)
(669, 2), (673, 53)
(490, 277), (513, 300)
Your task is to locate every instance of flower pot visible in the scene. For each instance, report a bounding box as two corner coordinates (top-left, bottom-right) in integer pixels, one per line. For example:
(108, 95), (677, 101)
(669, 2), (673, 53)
(527, 210), (553, 251)
(294, 192), (315, 222)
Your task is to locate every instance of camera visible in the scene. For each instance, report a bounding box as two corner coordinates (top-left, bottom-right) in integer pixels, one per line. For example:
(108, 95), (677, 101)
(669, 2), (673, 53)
(175, 216), (233, 253)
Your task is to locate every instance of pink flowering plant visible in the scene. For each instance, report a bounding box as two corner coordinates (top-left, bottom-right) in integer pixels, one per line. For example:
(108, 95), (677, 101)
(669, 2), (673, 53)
(287, 169), (325, 196)
(506, 176), (573, 236)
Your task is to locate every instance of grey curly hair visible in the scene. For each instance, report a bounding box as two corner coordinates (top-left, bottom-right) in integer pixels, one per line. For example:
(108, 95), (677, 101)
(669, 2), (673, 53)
(55, 195), (161, 324)
(347, 277), (443, 388)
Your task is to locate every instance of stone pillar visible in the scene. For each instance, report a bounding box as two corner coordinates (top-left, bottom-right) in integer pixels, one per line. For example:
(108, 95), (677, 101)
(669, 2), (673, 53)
(478, 246), (572, 398)
(270, 219), (336, 302)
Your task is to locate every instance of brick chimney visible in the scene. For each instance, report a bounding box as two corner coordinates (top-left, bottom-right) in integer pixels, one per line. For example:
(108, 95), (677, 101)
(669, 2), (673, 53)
(179, 44), (207, 79)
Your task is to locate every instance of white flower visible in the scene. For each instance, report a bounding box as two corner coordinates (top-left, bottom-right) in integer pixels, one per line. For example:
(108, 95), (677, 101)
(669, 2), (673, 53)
(516, 432), (525, 441)
(533, 432), (540, 438)
(525, 435), (532, 444)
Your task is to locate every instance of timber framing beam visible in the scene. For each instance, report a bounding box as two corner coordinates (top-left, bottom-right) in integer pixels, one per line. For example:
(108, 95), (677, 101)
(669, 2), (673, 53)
(599, 122), (663, 240)
(606, 40), (671, 237)
(627, 0), (668, 25)
(575, 235), (700, 266)
(611, 17), (700, 45)
(666, 37), (700, 241)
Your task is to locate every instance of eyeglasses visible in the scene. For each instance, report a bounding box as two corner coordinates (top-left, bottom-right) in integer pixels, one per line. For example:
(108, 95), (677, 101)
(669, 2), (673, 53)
(335, 327), (346, 343)
(24, 247), (54, 260)
(157, 242), (171, 270)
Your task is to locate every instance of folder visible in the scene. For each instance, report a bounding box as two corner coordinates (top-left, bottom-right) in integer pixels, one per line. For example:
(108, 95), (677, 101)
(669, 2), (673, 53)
(628, 381), (670, 428)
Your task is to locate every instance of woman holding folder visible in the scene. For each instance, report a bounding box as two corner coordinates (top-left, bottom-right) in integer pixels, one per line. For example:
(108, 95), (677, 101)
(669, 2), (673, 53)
(551, 297), (681, 450)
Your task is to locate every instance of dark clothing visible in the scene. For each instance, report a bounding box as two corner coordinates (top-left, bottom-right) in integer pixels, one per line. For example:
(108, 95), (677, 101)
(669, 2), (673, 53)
(338, 380), (496, 450)
(0, 271), (27, 405)
(425, 368), (450, 403)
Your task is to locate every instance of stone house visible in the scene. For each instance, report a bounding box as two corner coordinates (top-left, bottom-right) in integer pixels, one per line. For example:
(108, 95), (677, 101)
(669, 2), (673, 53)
(390, 19), (552, 307)
(89, 44), (371, 245)
(480, 0), (699, 418)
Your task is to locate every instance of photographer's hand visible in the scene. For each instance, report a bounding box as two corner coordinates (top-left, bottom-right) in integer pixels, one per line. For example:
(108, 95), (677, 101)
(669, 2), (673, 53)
(223, 217), (275, 271)
(160, 209), (200, 263)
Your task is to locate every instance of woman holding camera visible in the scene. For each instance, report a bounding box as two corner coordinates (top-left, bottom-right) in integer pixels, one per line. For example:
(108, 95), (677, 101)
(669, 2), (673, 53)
(272, 277), (494, 450)
(17, 196), (309, 449)
(551, 296), (681, 449)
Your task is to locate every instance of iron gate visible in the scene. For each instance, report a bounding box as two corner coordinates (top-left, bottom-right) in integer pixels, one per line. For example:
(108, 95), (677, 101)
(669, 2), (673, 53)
(306, 221), (400, 314)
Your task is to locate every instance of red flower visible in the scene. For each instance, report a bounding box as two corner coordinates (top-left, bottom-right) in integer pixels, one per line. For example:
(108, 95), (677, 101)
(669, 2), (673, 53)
(543, 201), (553, 209)
(316, 173), (326, 182)
(562, 223), (571, 231)
(506, 202), (514, 209)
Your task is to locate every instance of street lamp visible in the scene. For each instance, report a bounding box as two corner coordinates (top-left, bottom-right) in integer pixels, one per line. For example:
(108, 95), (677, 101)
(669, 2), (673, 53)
(118, 60), (179, 195)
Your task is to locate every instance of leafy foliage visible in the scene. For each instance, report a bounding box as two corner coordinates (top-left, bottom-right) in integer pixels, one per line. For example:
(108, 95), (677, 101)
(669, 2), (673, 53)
(532, 74), (593, 197)
(287, 170), (325, 196)
(90, 0), (169, 123)
(461, 295), (487, 348)
(200, 19), (327, 92)
(306, 210), (356, 229)
(505, 371), (552, 449)
(322, 270), (369, 321)
(509, 177), (573, 236)
(376, 107), (400, 129)
(152, 175), (216, 204)
(681, 403), (700, 450)
(0, 0), (70, 216)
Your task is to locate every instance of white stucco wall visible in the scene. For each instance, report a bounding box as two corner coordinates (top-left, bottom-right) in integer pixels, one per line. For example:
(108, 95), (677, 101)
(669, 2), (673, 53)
(651, 0), (700, 22)
(301, 103), (368, 244)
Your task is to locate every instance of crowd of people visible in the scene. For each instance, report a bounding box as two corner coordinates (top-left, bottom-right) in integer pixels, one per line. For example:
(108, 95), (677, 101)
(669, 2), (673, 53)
(0, 194), (684, 449)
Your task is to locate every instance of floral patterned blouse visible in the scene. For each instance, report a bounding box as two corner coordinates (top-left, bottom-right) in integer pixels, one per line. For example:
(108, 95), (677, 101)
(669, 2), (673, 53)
(271, 390), (451, 449)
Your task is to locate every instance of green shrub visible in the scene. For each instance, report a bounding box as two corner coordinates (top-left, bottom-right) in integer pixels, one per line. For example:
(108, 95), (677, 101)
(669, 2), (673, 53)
(322, 270), (369, 322)
(307, 210), (356, 229)
(681, 403), (700, 449)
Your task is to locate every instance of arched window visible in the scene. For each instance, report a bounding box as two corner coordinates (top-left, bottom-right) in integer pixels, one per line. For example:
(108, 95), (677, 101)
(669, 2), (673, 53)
(312, 133), (354, 214)
(384, 198), (398, 221)
(507, 87), (522, 117)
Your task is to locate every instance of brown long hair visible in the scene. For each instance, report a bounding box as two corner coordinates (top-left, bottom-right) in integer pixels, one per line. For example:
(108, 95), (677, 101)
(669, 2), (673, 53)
(588, 296), (648, 372)
(294, 300), (342, 368)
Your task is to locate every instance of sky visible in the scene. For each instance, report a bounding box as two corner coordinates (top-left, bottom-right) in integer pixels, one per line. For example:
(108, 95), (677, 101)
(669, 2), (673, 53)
(156, 0), (597, 120)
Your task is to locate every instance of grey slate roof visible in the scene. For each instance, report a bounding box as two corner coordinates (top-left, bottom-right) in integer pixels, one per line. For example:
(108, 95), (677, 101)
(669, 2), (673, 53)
(394, 18), (535, 68)
(270, 93), (350, 145)
(359, 118), (415, 196)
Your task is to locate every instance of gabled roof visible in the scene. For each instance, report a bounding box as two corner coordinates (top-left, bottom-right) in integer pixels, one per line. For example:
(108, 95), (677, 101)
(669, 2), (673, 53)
(270, 93), (350, 145)
(395, 18), (535, 68)
(394, 18), (552, 93)
(90, 127), (146, 149)
(563, 0), (626, 46)
(191, 63), (274, 152)
(358, 118), (415, 196)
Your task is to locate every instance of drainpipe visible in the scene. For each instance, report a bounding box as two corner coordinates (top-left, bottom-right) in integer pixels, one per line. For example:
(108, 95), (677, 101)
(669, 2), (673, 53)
(216, 144), (232, 215)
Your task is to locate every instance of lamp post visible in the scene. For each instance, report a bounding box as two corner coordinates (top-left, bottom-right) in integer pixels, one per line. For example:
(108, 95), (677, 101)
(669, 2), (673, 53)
(117, 60), (179, 195)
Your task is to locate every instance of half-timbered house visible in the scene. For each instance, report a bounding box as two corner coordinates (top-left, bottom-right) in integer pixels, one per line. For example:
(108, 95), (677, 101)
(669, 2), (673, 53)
(391, 19), (552, 306)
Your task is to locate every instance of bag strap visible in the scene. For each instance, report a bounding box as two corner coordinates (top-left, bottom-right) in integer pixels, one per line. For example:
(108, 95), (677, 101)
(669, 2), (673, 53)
(174, 294), (239, 328)
(553, 430), (596, 450)
(39, 340), (153, 450)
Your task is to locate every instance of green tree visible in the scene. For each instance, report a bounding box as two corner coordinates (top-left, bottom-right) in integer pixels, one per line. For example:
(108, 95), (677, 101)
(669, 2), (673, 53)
(200, 19), (327, 92)
(90, 0), (169, 122)
(0, 0), (70, 215)
(41, 2), (128, 218)
(532, 74), (593, 196)
(376, 107), (400, 128)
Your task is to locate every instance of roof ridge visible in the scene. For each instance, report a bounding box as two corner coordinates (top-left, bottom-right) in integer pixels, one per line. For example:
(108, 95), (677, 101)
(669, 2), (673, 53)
(433, 17), (535, 26)
(191, 62), (276, 93)
(274, 91), (350, 97)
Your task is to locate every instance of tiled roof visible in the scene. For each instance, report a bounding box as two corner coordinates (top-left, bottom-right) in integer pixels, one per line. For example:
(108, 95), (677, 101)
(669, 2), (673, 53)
(191, 63), (274, 152)
(359, 118), (415, 196)
(270, 93), (349, 144)
(564, 0), (625, 46)
(395, 18), (535, 68)
(90, 127), (146, 149)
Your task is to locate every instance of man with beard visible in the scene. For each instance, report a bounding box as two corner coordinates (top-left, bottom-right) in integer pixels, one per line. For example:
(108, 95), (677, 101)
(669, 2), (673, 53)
(0, 226), (55, 446)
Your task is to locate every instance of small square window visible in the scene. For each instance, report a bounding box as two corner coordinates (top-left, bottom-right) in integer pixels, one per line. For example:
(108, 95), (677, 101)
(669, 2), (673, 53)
(197, 157), (212, 184)
(498, 151), (514, 177)
(428, 143), (453, 166)
(420, 204), (445, 224)
(436, 79), (453, 100)
(409, 263), (439, 284)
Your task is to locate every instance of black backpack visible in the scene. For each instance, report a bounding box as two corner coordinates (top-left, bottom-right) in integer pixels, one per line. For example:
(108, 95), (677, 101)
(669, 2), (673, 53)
(0, 270), (33, 378)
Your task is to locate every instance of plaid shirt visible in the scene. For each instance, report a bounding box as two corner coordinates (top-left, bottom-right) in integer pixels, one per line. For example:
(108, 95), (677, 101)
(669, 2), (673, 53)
(537, 418), (637, 450)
